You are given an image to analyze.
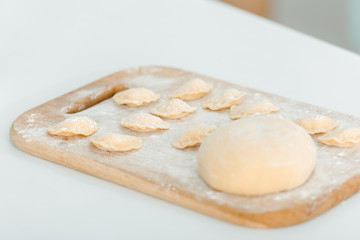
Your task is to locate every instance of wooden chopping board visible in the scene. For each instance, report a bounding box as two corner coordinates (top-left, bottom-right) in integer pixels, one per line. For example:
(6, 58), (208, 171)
(10, 66), (360, 228)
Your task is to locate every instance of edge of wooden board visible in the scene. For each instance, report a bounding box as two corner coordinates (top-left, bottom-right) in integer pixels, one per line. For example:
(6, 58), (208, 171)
(9, 65), (360, 228)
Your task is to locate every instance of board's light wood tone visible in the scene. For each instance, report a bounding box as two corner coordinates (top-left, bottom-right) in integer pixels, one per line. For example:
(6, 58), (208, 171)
(10, 66), (360, 228)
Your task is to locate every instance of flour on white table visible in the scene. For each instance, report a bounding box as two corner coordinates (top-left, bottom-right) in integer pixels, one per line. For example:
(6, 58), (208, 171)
(13, 68), (360, 214)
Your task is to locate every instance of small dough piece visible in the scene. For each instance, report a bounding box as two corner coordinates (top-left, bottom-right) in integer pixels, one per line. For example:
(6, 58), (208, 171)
(172, 125), (216, 149)
(229, 100), (279, 120)
(150, 99), (196, 119)
(169, 78), (213, 100)
(296, 115), (338, 134)
(318, 128), (360, 147)
(113, 88), (160, 107)
(90, 134), (143, 152)
(198, 115), (316, 196)
(203, 88), (247, 111)
(48, 116), (98, 137)
(121, 113), (170, 132)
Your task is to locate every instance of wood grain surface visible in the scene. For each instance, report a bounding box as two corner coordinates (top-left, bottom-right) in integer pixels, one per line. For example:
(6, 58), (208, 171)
(10, 66), (360, 228)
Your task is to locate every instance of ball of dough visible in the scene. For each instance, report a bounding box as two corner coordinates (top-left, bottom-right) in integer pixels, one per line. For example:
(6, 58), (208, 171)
(198, 115), (316, 196)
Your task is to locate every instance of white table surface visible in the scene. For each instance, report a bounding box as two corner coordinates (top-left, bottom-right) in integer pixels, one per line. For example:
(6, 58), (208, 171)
(2, 0), (360, 239)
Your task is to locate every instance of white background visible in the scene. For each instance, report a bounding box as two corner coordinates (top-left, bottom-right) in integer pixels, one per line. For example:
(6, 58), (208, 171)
(2, 0), (360, 239)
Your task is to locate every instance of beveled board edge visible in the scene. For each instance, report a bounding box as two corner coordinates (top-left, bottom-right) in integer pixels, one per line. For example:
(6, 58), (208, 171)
(10, 66), (360, 228)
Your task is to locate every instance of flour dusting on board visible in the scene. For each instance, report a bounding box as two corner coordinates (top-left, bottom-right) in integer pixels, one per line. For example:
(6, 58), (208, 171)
(13, 66), (360, 214)
(14, 113), (47, 142)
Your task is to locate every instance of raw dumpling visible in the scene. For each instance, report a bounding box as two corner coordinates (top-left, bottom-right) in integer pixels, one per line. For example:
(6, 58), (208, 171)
(317, 128), (360, 147)
(90, 133), (143, 152)
(296, 115), (338, 135)
(113, 88), (160, 107)
(121, 113), (170, 132)
(48, 116), (98, 137)
(169, 78), (213, 100)
(203, 88), (247, 111)
(172, 125), (216, 149)
(230, 100), (279, 120)
(150, 99), (196, 119)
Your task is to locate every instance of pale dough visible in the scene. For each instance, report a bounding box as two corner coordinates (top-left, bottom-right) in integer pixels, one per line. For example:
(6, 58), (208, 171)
(48, 116), (98, 137)
(150, 99), (196, 119)
(172, 125), (216, 149)
(169, 78), (213, 100)
(90, 133), (143, 152)
(296, 115), (338, 135)
(121, 113), (170, 132)
(203, 88), (247, 111)
(113, 88), (160, 107)
(317, 128), (360, 147)
(198, 115), (316, 196)
(229, 100), (279, 120)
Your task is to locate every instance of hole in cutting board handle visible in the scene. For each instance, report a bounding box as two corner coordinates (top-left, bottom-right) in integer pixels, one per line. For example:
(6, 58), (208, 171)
(66, 84), (126, 114)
